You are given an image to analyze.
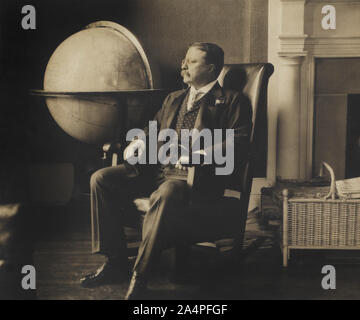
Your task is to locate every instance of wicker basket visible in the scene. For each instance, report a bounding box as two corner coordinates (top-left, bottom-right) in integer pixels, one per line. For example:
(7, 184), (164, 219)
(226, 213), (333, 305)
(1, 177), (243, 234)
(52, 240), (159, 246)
(281, 162), (360, 267)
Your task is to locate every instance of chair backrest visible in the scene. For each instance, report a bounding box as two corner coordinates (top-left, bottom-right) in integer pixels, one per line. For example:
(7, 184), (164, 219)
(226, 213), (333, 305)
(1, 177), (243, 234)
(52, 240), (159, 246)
(218, 63), (274, 213)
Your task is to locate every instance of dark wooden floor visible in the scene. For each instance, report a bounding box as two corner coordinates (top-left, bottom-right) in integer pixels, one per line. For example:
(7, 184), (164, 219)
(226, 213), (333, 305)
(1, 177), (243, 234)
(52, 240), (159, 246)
(2, 199), (360, 300)
(32, 203), (272, 300)
(30, 201), (360, 300)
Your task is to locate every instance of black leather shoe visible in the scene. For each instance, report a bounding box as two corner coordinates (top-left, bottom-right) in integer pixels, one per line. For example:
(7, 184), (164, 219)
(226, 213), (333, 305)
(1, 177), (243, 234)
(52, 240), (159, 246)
(80, 261), (130, 288)
(124, 271), (147, 300)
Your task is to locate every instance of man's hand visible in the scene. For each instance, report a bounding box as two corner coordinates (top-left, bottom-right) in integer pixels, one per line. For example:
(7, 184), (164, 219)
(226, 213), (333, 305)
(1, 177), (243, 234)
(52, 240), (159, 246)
(123, 139), (146, 162)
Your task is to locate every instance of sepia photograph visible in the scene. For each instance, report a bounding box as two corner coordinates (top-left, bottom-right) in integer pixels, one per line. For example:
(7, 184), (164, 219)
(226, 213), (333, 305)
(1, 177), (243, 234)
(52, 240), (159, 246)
(0, 0), (360, 305)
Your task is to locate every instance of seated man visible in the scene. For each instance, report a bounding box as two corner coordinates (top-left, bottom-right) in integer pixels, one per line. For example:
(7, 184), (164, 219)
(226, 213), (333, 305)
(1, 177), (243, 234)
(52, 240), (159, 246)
(80, 42), (252, 300)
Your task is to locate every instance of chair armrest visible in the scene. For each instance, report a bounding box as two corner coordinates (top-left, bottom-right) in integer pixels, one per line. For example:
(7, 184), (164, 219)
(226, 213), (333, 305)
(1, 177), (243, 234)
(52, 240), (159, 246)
(102, 142), (123, 166)
(103, 142), (122, 154)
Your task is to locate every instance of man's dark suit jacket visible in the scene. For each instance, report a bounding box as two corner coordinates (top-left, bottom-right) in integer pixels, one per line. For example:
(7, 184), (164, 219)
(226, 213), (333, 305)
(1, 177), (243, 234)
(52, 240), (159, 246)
(144, 82), (253, 197)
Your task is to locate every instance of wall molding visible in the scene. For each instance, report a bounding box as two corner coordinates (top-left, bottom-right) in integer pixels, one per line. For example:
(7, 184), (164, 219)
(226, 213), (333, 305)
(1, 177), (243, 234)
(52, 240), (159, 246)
(276, 0), (360, 178)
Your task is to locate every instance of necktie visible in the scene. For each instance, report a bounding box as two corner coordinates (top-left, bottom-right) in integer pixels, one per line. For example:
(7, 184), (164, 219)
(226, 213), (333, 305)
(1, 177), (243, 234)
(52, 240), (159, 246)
(187, 90), (202, 111)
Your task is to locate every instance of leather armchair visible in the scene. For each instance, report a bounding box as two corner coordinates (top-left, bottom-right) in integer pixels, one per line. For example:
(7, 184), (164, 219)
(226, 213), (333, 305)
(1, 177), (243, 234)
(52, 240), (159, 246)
(127, 63), (274, 261)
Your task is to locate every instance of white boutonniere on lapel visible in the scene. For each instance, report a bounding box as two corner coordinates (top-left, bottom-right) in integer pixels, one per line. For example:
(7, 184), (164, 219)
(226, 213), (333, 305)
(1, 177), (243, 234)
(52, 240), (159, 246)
(215, 97), (225, 106)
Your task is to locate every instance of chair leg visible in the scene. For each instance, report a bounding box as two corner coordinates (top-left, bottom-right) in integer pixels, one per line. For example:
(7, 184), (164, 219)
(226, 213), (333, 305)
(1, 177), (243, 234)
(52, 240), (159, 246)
(283, 246), (288, 267)
(231, 225), (246, 263)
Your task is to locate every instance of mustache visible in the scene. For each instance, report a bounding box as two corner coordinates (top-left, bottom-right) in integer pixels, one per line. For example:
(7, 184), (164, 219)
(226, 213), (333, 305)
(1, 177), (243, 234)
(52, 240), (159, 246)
(181, 70), (190, 77)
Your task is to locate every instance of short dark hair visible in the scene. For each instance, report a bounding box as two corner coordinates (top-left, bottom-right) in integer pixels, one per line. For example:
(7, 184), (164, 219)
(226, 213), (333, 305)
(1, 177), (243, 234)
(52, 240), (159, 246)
(188, 42), (224, 77)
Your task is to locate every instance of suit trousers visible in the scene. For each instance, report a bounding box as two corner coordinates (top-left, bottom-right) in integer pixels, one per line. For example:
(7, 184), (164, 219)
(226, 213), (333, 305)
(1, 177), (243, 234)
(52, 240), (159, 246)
(90, 163), (192, 275)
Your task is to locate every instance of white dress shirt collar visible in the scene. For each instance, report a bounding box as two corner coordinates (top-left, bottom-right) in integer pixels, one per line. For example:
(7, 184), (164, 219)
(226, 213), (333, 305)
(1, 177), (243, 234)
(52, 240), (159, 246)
(189, 79), (218, 97)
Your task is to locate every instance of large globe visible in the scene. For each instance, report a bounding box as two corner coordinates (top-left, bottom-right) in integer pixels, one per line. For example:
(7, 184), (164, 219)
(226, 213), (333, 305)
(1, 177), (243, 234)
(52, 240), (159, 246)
(43, 21), (157, 145)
